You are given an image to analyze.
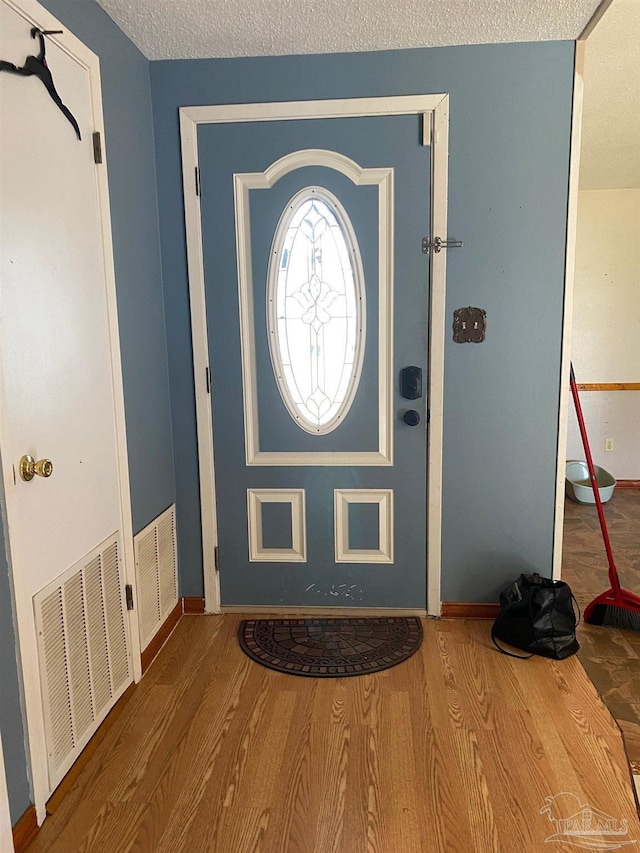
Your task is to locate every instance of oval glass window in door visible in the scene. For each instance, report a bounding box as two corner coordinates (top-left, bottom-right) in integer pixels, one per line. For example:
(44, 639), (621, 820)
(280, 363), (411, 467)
(267, 186), (366, 434)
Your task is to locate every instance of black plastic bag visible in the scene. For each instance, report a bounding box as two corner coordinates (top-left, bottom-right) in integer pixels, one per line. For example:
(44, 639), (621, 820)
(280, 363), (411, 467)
(491, 572), (580, 660)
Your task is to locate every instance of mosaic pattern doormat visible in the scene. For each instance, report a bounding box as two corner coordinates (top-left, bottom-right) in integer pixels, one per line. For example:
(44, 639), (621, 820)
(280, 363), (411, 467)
(238, 617), (423, 677)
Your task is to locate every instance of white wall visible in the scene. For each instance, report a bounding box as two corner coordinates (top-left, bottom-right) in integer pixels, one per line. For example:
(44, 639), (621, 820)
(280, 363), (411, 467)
(567, 189), (640, 478)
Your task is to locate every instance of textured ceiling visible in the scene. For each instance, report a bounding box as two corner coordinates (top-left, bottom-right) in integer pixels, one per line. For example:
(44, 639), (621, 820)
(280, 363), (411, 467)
(579, 0), (640, 190)
(95, 0), (600, 60)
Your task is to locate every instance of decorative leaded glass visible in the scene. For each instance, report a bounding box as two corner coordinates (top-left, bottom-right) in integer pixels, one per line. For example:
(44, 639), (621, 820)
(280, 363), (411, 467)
(267, 187), (365, 434)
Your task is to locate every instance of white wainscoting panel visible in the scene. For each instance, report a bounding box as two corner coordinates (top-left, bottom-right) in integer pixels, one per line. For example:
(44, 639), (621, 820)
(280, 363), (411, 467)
(334, 489), (394, 563)
(134, 505), (178, 651)
(247, 489), (307, 562)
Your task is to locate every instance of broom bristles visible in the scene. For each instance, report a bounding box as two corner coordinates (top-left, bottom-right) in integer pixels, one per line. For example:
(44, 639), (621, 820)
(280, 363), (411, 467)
(586, 601), (640, 632)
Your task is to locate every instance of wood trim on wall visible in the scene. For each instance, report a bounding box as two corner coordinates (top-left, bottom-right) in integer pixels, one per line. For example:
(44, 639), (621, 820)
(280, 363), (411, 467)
(140, 600), (182, 675)
(12, 804), (38, 853)
(183, 596), (206, 614)
(617, 480), (640, 489)
(441, 602), (500, 619)
(576, 383), (640, 391)
(222, 605), (427, 617)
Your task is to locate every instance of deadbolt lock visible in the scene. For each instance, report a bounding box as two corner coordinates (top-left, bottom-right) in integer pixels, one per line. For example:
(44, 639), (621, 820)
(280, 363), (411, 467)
(19, 455), (53, 481)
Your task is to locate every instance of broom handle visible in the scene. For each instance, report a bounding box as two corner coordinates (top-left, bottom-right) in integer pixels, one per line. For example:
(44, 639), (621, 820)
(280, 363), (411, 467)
(569, 364), (620, 594)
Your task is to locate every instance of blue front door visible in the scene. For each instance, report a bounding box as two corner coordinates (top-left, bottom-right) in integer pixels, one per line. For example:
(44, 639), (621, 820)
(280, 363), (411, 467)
(199, 109), (431, 609)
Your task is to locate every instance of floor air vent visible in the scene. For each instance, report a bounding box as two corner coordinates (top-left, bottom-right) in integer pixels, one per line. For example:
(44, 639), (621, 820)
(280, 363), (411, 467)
(34, 534), (132, 791)
(134, 505), (178, 652)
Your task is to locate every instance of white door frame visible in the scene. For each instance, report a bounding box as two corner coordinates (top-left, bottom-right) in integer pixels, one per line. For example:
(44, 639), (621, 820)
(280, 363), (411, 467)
(0, 0), (140, 823)
(552, 40), (586, 581)
(180, 94), (450, 617)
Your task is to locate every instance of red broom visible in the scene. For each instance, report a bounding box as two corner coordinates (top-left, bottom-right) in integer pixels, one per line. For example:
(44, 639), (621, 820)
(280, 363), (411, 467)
(570, 364), (640, 630)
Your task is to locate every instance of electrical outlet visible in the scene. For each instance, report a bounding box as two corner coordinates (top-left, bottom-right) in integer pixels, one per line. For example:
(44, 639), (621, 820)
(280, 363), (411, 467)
(605, 438), (614, 452)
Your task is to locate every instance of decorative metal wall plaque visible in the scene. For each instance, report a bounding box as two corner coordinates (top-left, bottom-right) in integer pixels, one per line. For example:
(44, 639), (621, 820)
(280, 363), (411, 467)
(453, 307), (486, 343)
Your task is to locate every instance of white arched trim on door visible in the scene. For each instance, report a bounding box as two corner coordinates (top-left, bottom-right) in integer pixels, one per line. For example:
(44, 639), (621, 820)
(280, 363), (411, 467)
(235, 149), (392, 465)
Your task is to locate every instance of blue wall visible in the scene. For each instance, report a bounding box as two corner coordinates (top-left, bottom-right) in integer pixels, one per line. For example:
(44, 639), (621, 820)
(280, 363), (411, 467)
(1, 0), (174, 823)
(150, 41), (574, 600)
(0, 508), (30, 825)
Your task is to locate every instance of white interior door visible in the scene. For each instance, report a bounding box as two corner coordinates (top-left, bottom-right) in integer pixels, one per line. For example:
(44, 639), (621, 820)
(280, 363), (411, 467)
(0, 0), (135, 818)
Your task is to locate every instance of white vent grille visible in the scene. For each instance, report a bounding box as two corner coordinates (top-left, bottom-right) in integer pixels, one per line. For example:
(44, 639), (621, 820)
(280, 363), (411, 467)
(134, 505), (178, 651)
(34, 535), (132, 791)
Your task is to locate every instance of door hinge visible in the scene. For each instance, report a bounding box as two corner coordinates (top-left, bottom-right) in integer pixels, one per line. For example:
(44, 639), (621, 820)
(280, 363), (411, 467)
(195, 166), (201, 197)
(205, 366), (211, 394)
(92, 131), (103, 164)
(125, 583), (134, 611)
(422, 236), (464, 254)
(214, 545), (220, 574)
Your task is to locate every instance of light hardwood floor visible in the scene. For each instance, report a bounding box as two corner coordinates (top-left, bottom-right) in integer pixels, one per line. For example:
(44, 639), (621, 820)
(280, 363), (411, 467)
(28, 615), (640, 852)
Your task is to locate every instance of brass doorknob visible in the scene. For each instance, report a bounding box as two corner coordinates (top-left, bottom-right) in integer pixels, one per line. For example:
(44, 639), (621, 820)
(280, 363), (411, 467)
(19, 455), (53, 481)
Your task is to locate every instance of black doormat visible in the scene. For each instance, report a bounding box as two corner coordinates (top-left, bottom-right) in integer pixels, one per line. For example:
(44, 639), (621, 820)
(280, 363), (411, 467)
(238, 617), (423, 677)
